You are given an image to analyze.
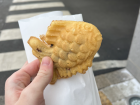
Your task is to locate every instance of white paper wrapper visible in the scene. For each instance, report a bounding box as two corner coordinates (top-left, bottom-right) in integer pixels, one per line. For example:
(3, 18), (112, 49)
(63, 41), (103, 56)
(18, 11), (101, 105)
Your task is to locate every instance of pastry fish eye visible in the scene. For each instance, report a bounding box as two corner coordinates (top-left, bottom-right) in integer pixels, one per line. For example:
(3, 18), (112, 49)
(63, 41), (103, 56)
(50, 44), (54, 47)
(36, 48), (42, 52)
(66, 68), (70, 70)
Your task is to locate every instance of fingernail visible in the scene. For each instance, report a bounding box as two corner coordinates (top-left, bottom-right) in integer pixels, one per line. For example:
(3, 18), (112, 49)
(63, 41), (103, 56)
(42, 57), (50, 65)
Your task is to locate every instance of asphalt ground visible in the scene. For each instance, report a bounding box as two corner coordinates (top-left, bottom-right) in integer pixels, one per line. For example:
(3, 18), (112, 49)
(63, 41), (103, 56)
(0, 0), (140, 96)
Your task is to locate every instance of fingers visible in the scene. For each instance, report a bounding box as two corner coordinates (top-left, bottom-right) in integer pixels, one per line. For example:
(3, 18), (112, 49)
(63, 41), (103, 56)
(5, 58), (53, 105)
(16, 57), (53, 105)
(5, 59), (40, 105)
(6, 59), (40, 88)
(16, 59), (40, 87)
(21, 59), (40, 77)
(29, 57), (53, 91)
(22, 61), (28, 68)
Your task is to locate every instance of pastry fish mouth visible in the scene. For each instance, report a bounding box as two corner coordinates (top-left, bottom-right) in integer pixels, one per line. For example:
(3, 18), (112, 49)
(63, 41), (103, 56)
(28, 36), (53, 58)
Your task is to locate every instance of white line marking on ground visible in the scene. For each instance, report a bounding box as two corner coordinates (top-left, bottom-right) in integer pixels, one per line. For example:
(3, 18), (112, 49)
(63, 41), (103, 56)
(1, 9), (70, 41)
(6, 10), (70, 23)
(9, 2), (64, 11)
(13, 0), (48, 3)
(62, 11), (71, 15)
(0, 51), (27, 71)
(0, 28), (21, 41)
(0, 96), (4, 104)
(94, 53), (100, 58)
(92, 60), (127, 71)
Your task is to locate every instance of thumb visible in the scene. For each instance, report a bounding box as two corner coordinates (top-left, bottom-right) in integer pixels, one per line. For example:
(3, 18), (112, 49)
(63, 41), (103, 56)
(29, 57), (53, 91)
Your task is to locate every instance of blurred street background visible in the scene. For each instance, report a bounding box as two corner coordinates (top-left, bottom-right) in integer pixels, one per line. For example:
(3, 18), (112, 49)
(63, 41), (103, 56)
(0, 0), (140, 105)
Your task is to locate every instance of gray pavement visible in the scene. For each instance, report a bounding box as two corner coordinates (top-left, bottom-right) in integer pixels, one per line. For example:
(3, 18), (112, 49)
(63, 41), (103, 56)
(0, 96), (4, 105)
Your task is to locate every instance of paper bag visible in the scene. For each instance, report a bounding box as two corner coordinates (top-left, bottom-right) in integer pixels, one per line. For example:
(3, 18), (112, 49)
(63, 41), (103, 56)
(18, 11), (101, 105)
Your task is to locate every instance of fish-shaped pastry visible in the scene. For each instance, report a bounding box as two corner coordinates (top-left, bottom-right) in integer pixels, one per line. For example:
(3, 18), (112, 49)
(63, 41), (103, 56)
(28, 20), (102, 84)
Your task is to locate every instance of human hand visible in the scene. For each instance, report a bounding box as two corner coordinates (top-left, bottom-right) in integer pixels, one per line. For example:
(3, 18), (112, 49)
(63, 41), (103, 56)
(5, 57), (53, 105)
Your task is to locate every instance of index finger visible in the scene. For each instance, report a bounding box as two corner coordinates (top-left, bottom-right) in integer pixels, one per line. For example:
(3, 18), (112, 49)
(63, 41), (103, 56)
(21, 59), (40, 77)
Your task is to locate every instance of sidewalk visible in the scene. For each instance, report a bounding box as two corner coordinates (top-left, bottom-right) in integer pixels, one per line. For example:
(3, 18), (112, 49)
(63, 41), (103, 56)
(96, 68), (140, 105)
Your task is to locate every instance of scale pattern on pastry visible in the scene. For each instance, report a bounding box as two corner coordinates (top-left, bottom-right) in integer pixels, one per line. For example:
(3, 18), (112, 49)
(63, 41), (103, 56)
(28, 20), (102, 84)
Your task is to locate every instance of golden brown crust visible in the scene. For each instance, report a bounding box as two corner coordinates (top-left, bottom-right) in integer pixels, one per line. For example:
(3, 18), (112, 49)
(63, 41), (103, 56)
(50, 69), (58, 84)
(99, 91), (112, 105)
(28, 20), (102, 84)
